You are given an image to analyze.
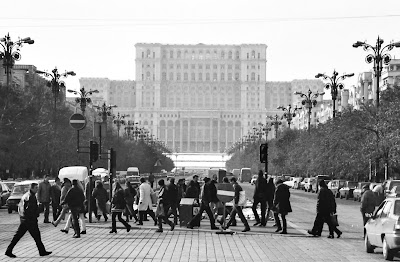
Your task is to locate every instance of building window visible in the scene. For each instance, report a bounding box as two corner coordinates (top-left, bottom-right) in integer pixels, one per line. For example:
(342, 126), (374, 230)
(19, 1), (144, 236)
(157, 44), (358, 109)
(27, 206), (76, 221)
(162, 51), (167, 59)
(236, 51), (240, 59)
(221, 51), (225, 59)
(146, 72), (151, 80)
(221, 65), (225, 69)
(206, 64), (210, 69)
(199, 64), (203, 69)
(162, 64), (167, 69)
(247, 75), (249, 81)
(228, 65), (232, 70)
(142, 74), (144, 80)
(235, 73), (239, 80)
(169, 73), (173, 80)
(169, 64), (174, 69)
(184, 64), (188, 69)
(153, 52), (155, 58)
(192, 64), (195, 69)
(258, 75), (260, 81)
(142, 52), (144, 58)
(221, 73), (225, 81)
(214, 50), (218, 59)
(251, 50), (255, 58)
(170, 50), (173, 58)
(228, 73), (232, 80)
(258, 53), (260, 59)
(213, 64), (217, 69)
(177, 64), (181, 69)
(228, 51), (232, 59)
(206, 73), (210, 81)
(247, 53), (249, 59)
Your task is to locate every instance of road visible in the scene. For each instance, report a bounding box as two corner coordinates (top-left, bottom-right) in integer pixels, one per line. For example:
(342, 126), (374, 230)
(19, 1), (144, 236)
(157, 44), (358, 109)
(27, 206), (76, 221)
(0, 183), (396, 261)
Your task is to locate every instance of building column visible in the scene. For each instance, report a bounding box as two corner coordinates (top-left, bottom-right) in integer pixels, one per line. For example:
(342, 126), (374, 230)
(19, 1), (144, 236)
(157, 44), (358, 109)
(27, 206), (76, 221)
(188, 119), (191, 151)
(180, 119), (183, 152)
(217, 120), (220, 152)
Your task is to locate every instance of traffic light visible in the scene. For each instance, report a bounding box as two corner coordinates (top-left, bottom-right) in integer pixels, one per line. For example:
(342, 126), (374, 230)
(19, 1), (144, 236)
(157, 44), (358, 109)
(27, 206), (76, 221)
(260, 143), (268, 163)
(90, 141), (99, 163)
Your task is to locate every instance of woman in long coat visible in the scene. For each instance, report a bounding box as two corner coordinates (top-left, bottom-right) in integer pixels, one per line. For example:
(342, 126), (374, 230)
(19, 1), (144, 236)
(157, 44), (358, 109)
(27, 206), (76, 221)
(110, 182), (131, 233)
(92, 181), (109, 221)
(138, 177), (157, 225)
(273, 179), (292, 234)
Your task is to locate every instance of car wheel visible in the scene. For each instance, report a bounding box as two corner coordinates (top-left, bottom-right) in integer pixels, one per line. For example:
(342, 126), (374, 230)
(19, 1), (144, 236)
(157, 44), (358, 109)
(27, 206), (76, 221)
(8, 207), (12, 214)
(383, 237), (395, 261)
(365, 233), (374, 253)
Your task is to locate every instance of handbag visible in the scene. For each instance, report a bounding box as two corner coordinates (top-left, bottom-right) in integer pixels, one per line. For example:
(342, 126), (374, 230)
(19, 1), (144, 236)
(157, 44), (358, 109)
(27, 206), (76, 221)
(238, 191), (246, 206)
(331, 213), (339, 227)
(150, 192), (158, 205)
(155, 202), (165, 218)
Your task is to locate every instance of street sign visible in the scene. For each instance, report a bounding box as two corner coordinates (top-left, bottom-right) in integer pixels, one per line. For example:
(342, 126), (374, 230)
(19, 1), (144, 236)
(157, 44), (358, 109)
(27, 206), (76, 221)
(69, 113), (86, 130)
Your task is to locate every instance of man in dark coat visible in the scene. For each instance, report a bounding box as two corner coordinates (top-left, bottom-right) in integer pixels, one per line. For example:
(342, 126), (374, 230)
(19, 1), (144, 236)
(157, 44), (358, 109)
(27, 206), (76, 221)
(187, 177), (219, 230)
(273, 179), (292, 234)
(37, 175), (51, 223)
(50, 177), (62, 221)
(62, 180), (85, 238)
(361, 184), (376, 226)
(166, 177), (179, 225)
(308, 180), (338, 238)
(265, 177), (276, 224)
(5, 183), (52, 258)
(252, 170), (268, 226)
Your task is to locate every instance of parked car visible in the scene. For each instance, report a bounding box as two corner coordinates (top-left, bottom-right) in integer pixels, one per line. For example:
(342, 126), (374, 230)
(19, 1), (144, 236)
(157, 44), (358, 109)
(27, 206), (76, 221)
(304, 178), (315, 192)
(328, 180), (346, 198)
(284, 177), (303, 189)
(250, 175), (258, 185)
(339, 181), (358, 199)
(6, 180), (39, 214)
(383, 180), (400, 198)
(353, 182), (371, 202)
(364, 197), (400, 260)
(2, 181), (15, 191)
(0, 182), (11, 208)
(311, 175), (331, 193)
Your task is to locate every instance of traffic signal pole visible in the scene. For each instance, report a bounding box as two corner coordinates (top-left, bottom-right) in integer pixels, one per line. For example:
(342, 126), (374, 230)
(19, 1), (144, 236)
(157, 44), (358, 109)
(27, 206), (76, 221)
(260, 143), (268, 177)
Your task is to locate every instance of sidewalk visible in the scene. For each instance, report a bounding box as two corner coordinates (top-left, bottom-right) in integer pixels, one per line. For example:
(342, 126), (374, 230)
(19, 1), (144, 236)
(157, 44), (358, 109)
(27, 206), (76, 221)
(0, 212), (385, 262)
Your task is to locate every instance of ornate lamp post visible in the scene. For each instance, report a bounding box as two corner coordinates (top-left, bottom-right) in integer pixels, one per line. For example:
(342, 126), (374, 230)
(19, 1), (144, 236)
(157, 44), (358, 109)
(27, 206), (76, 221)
(67, 87), (99, 115)
(113, 112), (126, 141)
(353, 37), (400, 107)
(277, 105), (300, 128)
(315, 70), (354, 118)
(93, 102), (117, 122)
(295, 89), (325, 133)
(268, 114), (282, 138)
(0, 33), (34, 93)
(36, 68), (76, 115)
(124, 120), (138, 139)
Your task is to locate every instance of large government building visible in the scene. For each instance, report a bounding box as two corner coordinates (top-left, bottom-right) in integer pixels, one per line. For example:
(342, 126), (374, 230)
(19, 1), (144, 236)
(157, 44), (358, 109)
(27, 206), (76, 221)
(80, 43), (270, 153)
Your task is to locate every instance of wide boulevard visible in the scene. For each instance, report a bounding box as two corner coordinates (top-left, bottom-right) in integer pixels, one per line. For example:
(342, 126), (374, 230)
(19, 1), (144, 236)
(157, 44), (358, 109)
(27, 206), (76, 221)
(0, 184), (395, 261)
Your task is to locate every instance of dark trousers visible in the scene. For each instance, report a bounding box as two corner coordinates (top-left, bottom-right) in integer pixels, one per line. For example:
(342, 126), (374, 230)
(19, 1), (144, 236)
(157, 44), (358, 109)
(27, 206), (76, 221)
(311, 212), (337, 236)
(167, 203), (178, 225)
(87, 199), (97, 218)
(7, 221), (46, 255)
(52, 203), (62, 221)
(111, 212), (130, 232)
(70, 207), (81, 237)
(138, 207), (156, 224)
(125, 202), (138, 222)
(252, 197), (266, 225)
(274, 212), (287, 232)
(227, 206), (249, 229)
(41, 202), (50, 222)
(189, 201), (216, 228)
(158, 204), (173, 229)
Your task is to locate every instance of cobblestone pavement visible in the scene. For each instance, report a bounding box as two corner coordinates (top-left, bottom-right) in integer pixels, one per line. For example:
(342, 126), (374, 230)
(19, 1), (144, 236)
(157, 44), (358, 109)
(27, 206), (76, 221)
(0, 189), (398, 261)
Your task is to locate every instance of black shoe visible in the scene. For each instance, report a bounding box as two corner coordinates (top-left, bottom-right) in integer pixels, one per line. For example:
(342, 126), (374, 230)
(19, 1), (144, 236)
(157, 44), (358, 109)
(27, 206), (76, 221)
(242, 227), (250, 232)
(96, 215), (100, 221)
(51, 221), (57, 227)
(187, 223), (194, 229)
(170, 223), (175, 231)
(127, 225), (131, 232)
(5, 251), (16, 258)
(337, 231), (342, 238)
(307, 230), (320, 237)
(328, 234), (334, 239)
(253, 222), (261, 226)
(40, 251), (52, 256)
(211, 226), (219, 230)
(104, 216), (108, 222)
(109, 230), (117, 233)
(44, 221), (51, 224)
(155, 228), (163, 233)
(72, 235), (80, 238)
(60, 229), (68, 234)
(280, 231), (287, 234)
(259, 223), (266, 227)
(275, 228), (282, 232)
(154, 221), (158, 226)
(80, 230), (86, 234)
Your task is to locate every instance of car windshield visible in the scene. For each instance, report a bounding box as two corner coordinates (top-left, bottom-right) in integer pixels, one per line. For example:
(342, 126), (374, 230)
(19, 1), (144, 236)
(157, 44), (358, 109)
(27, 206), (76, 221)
(390, 181), (400, 190)
(12, 185), (30, 194)
(339, 181), (346, 186)
(394, 200), (400, 215)
(348, 182), (357, 188)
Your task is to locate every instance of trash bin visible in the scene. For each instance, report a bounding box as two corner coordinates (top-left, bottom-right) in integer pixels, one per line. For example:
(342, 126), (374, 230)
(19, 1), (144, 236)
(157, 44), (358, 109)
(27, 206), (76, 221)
(179, 198), (200, 227)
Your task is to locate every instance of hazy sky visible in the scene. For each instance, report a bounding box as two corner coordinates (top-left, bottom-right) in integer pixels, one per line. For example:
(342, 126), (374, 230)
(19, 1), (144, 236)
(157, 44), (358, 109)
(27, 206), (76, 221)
(2, 0), (400, 95)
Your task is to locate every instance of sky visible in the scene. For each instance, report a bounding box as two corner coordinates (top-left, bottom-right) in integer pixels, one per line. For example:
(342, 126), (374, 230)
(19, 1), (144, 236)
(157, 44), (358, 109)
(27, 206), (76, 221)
(2, 0), (400, 97)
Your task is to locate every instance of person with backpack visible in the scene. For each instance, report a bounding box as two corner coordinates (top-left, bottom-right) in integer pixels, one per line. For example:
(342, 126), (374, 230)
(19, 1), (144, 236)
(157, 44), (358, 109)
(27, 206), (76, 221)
(5, 183), (52, 258)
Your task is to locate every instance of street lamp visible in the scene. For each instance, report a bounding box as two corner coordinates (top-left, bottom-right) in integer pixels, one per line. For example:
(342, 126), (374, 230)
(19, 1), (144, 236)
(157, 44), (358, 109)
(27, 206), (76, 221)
(295, 89), (325, 133)
(124, 120), (138, 139)
(67, 87), (99, 115)
(315, 70), (354, 118)
(0, 33), (34, 94)
(36, 67), (76, 116)
(112, 112), (126, 141)
(268, 114), (282, 138)
(93, 102), (117, 122)
(277, 105), (301, 128)
(353, 36), (400, 107)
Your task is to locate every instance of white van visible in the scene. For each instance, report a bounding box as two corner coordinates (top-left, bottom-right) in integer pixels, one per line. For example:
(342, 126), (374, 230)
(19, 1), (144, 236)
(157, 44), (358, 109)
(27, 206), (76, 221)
(58, 166), (89, 186)
(127, 167), (139, 176)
